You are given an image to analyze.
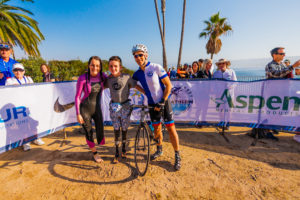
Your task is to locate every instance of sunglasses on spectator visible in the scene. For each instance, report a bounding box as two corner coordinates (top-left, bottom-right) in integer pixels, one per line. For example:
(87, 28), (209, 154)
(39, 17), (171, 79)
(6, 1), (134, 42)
(134, 54), (144, 58)
(13, 69), (24, 72)
(276, 53), (285, 55)
(0, 44), (11, 49)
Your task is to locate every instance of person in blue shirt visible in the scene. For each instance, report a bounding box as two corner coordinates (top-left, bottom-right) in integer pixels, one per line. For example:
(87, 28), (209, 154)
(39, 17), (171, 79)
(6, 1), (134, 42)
(0, 43), (18, 86)
(132, 44), (181, 171)
(170, 66), (177, 79)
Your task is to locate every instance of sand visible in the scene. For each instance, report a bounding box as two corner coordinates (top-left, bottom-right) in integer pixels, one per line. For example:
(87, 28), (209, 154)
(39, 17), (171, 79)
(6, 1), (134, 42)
(0, 126), (299, 200)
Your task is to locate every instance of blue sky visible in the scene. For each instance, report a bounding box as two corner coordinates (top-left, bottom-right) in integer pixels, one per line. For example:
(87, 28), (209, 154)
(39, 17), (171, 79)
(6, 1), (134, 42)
(11, 0), (300, 70)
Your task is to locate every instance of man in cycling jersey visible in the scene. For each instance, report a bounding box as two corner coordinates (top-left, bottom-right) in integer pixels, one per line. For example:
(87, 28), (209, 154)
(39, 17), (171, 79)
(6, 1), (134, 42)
(132, 44), (181, 171)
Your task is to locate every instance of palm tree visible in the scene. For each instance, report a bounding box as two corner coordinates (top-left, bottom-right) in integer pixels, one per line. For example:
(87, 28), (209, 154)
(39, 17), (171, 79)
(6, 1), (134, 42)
(161, 0), (167, 70)
(199, 12), (232, 59)
(0, 0), (45, 57)
(177, 0), (186, 68)
(154, 0), (167, 70)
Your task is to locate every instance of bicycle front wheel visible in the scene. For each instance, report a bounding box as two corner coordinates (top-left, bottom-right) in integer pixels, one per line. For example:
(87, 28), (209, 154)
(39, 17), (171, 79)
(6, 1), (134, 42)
(134, 124), (150, 176)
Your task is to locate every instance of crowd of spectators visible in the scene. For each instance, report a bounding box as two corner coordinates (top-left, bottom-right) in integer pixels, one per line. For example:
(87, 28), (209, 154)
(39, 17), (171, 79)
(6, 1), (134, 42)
(167, 58), (237, 81)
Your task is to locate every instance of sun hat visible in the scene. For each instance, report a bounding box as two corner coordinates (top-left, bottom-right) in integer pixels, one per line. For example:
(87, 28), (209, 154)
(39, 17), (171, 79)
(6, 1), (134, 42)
(12, 63), (25, 71)
(0, 43), (11, 50)
(215, 58), (231, 66)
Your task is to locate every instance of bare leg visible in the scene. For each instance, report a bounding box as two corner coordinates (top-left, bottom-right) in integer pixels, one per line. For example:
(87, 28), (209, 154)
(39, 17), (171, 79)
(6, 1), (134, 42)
(90, 146), (103, 163)
(166, 125), (179, 151)
(151, 124), (163, 160)
(153, 124), (163, 145)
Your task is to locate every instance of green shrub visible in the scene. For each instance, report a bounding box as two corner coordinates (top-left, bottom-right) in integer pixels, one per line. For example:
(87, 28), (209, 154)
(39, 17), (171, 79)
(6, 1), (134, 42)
(16, 57), (134, 82)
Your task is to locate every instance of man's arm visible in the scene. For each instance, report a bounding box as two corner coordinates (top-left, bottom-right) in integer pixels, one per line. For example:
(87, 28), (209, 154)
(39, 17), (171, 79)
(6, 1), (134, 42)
(292, 60), (300, 68)
(161, 76), (172, 101)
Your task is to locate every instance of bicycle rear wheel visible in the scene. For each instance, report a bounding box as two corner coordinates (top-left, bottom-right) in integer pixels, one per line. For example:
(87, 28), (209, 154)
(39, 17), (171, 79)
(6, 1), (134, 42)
(134, 124), (150, 176)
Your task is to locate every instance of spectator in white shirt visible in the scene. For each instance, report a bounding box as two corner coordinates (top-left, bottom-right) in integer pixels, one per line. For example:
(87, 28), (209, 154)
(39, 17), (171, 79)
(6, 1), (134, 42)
(5, 63), (45, 151)
(213, 58), (237, 81)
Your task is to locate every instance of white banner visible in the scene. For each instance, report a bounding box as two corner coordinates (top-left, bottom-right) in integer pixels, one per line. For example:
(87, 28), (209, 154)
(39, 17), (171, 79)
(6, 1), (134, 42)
(1, 79), (299, 153)
(0, 82), (77, 153)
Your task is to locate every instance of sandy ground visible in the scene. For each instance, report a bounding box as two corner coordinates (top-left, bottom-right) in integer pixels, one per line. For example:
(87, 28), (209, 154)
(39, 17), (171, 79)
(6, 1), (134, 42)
(0, 126), (299, 200)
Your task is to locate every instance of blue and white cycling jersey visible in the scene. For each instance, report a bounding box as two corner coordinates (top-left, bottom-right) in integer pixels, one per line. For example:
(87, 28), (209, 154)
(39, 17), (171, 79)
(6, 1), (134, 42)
(132, 62), (168, 105)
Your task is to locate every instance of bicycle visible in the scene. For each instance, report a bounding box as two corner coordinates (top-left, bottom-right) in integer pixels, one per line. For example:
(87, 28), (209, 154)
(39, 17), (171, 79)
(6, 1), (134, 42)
(131, 104), (153, 176)
(131, 104), (166, 176)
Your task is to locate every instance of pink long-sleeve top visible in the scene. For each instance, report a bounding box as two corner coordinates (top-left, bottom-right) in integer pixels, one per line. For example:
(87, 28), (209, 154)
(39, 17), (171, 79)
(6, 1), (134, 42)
(75, 72), (107, 115)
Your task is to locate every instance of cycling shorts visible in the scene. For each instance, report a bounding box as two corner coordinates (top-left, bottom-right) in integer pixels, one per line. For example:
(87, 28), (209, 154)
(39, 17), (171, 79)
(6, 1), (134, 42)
(149, 99), (174, 127)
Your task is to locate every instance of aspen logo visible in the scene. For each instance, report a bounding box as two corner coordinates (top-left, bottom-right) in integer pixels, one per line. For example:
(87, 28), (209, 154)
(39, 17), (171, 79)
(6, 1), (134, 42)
(170, 85), (193, 115)
(211, 89), (300, 115)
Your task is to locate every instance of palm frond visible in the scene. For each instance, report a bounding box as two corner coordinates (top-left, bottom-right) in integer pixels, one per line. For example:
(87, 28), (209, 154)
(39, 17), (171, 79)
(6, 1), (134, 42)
(0, 0), (44, 56)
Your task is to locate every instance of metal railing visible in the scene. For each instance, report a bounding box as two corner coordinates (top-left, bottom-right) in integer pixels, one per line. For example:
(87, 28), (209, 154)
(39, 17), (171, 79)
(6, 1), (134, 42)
(237, 76), (265, 81)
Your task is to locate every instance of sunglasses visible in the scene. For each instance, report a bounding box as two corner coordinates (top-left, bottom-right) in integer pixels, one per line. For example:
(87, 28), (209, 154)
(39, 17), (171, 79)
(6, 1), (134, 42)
(134, 54), (144, 58)
(0, 44), (10, 49)
(13, 69), (24, 72)
(276, 53), (285, 55)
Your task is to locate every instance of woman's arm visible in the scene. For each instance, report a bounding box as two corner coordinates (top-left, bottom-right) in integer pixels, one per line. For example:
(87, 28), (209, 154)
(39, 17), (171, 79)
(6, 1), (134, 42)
(135, 85), (145, 94)
(75, 75), (84, 116)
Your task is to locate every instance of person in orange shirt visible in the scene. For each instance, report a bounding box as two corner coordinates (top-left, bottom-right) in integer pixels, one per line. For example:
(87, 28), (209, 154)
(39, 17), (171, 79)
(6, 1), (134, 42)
(177, 65), (187, 78)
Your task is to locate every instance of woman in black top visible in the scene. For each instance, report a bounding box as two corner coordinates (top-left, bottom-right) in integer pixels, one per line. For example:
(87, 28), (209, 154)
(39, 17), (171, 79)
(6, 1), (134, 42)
(197, 59), (212, 79)
(40, 64), (55, 82)
(189, 61), (199, 78)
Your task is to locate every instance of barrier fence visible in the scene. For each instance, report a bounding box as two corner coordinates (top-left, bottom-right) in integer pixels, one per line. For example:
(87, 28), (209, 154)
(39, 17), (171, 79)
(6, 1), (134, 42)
(0, 78), (299, 153)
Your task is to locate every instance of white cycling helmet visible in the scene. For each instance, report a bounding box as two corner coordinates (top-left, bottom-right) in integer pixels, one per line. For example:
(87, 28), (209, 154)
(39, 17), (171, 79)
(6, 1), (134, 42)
(132, 44), (148, 54)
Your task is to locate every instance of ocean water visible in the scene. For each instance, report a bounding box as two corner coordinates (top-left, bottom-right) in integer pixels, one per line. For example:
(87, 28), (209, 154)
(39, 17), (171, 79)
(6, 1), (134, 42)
(233, 68), (300, 81)
(234, 68), (265, 77)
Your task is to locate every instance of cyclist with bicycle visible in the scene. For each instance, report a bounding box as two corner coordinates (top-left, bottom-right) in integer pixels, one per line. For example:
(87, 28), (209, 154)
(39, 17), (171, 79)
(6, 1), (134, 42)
(132, 44), (181, 171)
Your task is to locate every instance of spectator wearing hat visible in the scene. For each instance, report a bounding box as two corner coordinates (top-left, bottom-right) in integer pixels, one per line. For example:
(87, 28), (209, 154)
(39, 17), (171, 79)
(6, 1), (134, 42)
(5, 63), (34, 85)
(283, 59), (294, 78)
(212, 58), (236, 131)
(284, 59), (291, 67)
(213, 58), (237, 81)
(0, 43), (18, 86)
(5, 63), (45, 151)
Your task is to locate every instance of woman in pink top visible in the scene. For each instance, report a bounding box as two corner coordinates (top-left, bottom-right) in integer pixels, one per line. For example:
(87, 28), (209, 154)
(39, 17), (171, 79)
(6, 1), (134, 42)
(75, 56), (107, 163)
